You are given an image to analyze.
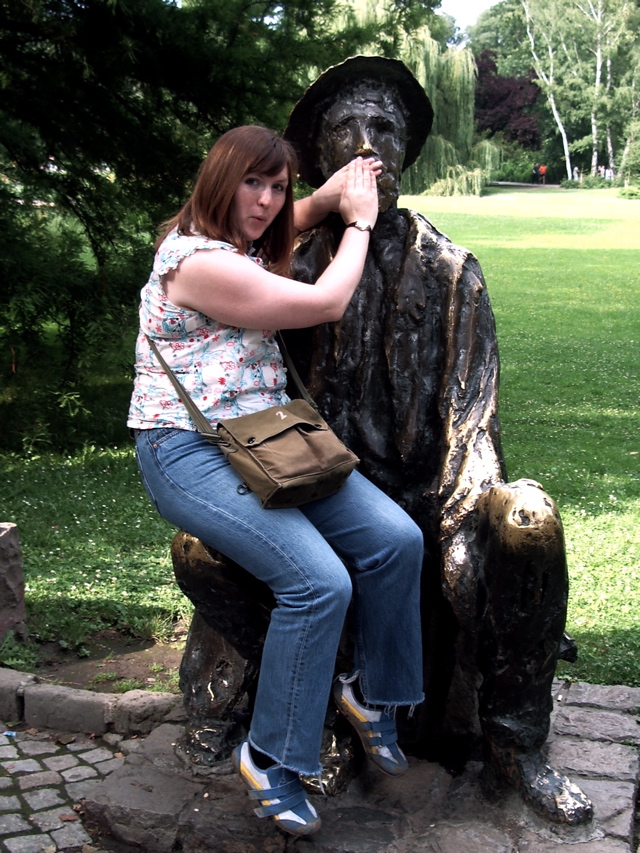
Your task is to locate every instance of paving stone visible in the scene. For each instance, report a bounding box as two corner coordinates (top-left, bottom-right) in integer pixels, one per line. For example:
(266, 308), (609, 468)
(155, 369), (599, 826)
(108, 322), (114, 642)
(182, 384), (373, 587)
(65, 778), (103, 802)
(28, 805), (77, 832)
(562, 682), (640, 712)
(518, 832), (630, 852)
(80, 748), (114, 765)
(43, 754), (78, 772)
(17, 740), (60, 757)
(0, 795), (21, 811)
(402, 821), (515, 853)
(546, 737), (640, 782)
(60, 765), (98, 783)
(579, 779), (636, 824)
(0, 812), (32, 835)
(84, 762), (202, 853)
(0, 759), (42, 774)
(22, 788), (67, 811)
(95, 756), (124, 775)
(50, 819), (94, 849)
(17, 770), (62, 791)
(66, 738), (97, 753)
(3, 834), (56, 853)
(0, 746), (18, 760)
(554, 706), (640, 744)
(0, 778), (12, 790)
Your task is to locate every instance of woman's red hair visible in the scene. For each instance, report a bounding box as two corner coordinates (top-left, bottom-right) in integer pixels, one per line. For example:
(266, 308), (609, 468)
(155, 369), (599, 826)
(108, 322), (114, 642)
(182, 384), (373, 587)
(157, 126), (297, 276)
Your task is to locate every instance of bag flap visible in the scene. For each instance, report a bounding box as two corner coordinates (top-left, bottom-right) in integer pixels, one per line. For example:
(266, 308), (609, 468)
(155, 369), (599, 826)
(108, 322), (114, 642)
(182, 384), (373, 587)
(218, 399), (329, 446)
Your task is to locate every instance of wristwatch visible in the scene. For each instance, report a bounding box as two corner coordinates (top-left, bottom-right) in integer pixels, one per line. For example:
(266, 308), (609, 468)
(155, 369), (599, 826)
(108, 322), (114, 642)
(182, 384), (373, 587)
(346, 220), (373, 232)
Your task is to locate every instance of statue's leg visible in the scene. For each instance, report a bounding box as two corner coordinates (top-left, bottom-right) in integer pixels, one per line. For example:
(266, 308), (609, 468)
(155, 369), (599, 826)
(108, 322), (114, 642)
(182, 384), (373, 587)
(171, 532), (274, 767)
(476, 479), (593, 825)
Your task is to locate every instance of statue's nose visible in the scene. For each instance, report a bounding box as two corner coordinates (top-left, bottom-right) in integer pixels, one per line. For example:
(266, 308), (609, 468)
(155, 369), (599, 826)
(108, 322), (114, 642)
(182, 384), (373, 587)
(353, 125), (376, 158)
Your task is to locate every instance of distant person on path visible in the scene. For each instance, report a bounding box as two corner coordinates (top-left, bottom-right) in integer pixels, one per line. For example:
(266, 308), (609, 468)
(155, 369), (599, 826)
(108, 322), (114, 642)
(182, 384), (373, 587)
(538, 163), (547, 184)
(532, 163), (539, 183)
(573, 165), (580, 182)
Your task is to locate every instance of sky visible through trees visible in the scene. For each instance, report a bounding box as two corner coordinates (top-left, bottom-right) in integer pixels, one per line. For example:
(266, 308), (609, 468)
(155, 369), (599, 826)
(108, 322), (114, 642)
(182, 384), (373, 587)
(438, 0), (500, 30)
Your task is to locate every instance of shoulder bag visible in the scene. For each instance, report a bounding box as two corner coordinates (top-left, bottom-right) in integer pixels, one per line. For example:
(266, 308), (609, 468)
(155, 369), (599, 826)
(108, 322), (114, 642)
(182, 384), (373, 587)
(146, 334), (359, 509)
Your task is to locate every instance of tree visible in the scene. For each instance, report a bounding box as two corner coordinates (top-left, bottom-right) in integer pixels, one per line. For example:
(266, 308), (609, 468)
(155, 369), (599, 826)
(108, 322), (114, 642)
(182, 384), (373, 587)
(348, 0), (477, 191)
(0, 0), (372, 450)
(468, 0), (531, 77)
(520, 0), (635, 178)
(520, 0), (578, 180)
(475, 49), (542, 148)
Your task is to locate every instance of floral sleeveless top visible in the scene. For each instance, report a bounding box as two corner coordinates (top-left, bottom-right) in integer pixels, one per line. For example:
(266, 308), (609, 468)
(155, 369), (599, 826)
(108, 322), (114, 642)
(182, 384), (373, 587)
(127, 229), (290, 431)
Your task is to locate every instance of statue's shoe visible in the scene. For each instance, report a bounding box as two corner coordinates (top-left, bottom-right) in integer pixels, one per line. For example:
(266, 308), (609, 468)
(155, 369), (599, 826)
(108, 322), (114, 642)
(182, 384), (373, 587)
(489, 745), (594, 826)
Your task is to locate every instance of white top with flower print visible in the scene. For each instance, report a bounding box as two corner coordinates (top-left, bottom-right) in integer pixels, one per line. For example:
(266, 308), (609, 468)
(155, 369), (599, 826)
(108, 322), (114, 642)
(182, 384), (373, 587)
(127, 229), (290, 430)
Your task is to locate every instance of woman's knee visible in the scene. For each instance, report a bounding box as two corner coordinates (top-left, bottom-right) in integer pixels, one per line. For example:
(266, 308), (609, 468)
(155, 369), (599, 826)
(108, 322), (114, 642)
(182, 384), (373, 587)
(383, 509), (424, 563)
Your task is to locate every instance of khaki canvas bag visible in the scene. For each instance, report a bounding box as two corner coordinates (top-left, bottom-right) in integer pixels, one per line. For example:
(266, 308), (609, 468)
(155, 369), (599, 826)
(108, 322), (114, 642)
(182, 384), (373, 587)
(146, 335), (358, 509)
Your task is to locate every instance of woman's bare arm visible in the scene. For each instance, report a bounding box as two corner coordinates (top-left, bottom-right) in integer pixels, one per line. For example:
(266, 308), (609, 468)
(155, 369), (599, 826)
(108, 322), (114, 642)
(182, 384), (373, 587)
(166, 159), (379, 330)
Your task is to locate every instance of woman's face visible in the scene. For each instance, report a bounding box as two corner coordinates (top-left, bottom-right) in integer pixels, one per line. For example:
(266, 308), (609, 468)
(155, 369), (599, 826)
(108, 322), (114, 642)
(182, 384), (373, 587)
(231, 168), (289, 243)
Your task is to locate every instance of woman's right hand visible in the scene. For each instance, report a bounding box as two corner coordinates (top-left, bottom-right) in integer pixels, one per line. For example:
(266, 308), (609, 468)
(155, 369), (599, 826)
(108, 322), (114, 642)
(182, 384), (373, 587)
(338, 157), (379, 231)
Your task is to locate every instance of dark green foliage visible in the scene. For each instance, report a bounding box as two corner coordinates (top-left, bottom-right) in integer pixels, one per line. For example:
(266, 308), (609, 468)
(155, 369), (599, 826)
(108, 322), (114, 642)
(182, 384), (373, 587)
(0, 0), (373, 452)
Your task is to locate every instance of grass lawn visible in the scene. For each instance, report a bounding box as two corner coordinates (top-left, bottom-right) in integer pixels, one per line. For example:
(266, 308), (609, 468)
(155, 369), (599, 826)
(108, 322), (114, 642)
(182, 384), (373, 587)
(1, 186), (638, 687)
(403, 186), (640, 686)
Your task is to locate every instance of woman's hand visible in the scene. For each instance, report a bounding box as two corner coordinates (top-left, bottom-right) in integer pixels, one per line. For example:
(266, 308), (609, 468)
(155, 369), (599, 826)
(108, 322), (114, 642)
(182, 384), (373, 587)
(293, 158), (381, 233)
(338, 157), (379, 231)
(312, 157), (381, 214)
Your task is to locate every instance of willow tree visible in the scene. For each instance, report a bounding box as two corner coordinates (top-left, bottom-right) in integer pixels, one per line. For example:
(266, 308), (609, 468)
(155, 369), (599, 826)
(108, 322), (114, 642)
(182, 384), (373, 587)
(331, 0), (478, 193)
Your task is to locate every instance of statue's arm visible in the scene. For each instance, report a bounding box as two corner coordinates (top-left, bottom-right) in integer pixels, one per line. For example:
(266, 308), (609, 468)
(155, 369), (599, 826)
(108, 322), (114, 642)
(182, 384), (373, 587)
(434, 243), (506, 626)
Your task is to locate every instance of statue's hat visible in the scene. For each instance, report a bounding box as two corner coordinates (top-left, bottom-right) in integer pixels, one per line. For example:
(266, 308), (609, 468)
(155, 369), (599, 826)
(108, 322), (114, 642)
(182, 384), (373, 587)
(284, 55), (434, 188)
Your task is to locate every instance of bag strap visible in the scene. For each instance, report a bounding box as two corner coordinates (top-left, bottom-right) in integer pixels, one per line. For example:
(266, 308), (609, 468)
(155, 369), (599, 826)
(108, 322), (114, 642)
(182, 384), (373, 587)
(275, 332), (319, 411)
(145, 332), (318, 438)
(145, 336), (222, 443)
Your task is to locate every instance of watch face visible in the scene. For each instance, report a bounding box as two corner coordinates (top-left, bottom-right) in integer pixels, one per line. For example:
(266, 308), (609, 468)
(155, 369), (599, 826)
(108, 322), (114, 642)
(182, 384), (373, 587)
(354, 220), (372, 231)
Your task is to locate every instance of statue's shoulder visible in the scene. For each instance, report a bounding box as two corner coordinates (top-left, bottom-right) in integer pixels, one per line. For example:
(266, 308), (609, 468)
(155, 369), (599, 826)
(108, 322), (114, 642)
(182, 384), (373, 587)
(399, 208), (472, 261)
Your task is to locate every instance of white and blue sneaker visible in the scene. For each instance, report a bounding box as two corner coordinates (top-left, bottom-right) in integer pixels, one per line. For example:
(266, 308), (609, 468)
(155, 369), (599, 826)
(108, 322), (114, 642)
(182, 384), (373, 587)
(231, 739), (321, 837)
(333, 673), (409, 777)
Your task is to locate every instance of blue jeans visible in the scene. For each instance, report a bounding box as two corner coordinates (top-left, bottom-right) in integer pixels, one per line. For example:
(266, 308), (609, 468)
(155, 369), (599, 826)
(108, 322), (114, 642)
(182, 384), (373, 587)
(135, 427), (424, 776)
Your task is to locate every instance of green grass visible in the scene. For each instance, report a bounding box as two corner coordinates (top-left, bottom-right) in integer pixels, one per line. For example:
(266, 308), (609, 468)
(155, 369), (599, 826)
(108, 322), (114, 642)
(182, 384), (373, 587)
(0, 445), (191, 657)
(403, 186), (640, 685)
(1, 185), (639, 686)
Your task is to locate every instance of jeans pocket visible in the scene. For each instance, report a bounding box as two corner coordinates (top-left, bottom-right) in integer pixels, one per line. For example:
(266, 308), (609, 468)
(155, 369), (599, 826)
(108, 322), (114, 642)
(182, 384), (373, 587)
(144, 427), (185, 448)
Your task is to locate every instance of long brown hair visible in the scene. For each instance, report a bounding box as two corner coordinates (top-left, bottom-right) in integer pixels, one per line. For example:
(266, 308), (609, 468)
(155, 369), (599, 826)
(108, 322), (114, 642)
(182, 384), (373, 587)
(157, 126), (297, 276)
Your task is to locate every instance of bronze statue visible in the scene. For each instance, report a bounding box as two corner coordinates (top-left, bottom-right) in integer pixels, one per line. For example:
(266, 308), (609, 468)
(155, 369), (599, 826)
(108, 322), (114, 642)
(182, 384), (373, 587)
(172, 56), (593, 826)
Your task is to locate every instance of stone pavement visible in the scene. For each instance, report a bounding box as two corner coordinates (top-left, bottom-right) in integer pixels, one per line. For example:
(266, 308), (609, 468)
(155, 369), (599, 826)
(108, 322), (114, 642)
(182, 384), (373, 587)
(1, 670), (639, 852)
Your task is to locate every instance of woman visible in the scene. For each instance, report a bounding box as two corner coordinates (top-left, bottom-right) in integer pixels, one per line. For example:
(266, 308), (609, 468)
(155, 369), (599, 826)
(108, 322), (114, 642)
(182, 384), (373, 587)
(128, 125), (424, 838)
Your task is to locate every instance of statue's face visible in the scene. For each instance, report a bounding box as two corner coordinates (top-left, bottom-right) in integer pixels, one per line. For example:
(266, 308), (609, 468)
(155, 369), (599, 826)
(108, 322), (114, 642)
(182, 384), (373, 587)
(317, 83), (407, 212)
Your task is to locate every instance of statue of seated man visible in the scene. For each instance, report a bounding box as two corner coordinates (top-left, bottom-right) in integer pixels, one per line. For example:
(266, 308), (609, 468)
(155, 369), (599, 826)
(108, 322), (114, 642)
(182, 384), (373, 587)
(172, 56), (593, 827)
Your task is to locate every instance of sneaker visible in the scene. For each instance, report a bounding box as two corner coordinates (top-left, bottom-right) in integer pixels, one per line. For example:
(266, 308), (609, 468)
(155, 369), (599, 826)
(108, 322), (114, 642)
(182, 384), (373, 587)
(231, 739), (321, 837)
(332, 674), (409, 777)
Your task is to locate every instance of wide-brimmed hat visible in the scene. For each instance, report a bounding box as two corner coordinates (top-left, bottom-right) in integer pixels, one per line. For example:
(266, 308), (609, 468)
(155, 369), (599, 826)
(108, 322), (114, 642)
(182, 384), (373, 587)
(284, 55), (434, 188)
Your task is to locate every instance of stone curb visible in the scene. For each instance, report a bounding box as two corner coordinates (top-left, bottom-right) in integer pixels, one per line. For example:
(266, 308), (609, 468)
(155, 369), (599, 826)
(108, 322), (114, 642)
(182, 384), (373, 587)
(0, 667), (186, 737)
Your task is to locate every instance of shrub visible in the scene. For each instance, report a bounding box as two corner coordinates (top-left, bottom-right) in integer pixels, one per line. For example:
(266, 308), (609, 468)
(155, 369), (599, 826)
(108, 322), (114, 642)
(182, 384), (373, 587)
(619, 185), (640, 200)
(425, 166), (487, 197)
